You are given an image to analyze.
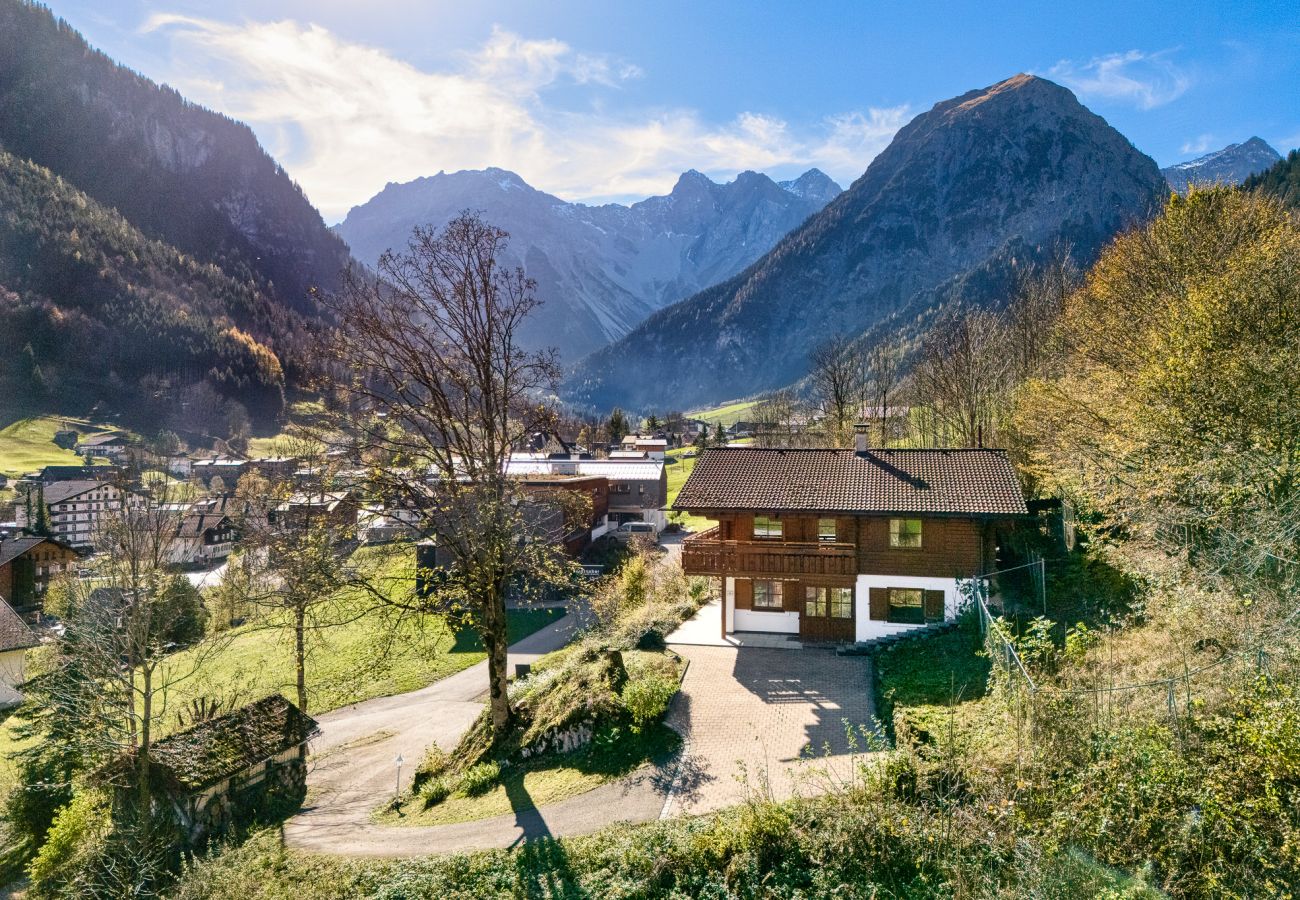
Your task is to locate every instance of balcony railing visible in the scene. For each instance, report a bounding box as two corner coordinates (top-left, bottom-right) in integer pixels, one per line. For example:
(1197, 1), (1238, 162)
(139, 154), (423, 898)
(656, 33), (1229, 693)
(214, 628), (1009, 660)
(681, 527), (857, 578)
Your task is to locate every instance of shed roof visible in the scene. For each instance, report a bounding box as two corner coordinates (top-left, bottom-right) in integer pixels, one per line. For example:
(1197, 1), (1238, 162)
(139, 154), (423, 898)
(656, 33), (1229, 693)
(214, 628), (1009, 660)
(0, 597), (38, 653)
(142, 694), (318, 793)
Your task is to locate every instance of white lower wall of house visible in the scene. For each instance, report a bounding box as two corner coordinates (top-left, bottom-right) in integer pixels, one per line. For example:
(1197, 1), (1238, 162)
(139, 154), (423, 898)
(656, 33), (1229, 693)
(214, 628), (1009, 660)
(734, 609), (800, 634)
(591, 517), (610, 540)
(854, 574), (975, 642)
(723, 577), (800, 634)
(0, 649), (25, 692)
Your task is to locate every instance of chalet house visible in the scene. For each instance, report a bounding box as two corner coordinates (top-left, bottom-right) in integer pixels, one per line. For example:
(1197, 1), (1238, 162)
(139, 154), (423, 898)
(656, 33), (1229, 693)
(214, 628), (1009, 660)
(103, 694), (317, 846)
(191, 458), (248, 488)
(505, 454), (667, 530)
(0, 535), (79, 613)
(357, 506), (421, 544)
(619, 435), (668, 460)
(168, 513), (237, 568)
(78, 432), (131, 459)
(0, 597), (38, 707)
(517, 473), (612, 553)
(16, 479), (144, 549)
(272, 490), (358, 534)
(676, 428), (1027, 643)
(37, 464), (121, 483)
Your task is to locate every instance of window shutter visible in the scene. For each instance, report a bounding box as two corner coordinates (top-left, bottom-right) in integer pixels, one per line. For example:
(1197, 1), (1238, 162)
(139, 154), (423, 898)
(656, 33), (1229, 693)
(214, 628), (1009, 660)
(923, 590), (945, 622)
(734, 579), (753, 610)
(869, 588), (889, 621)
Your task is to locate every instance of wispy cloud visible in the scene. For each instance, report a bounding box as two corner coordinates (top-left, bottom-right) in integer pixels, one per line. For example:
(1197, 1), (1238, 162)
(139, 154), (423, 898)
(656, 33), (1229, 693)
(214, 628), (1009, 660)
(1180, 133), (1216, 155)
(142, 15), (908, 220)
(1048, 49), (1191, 110)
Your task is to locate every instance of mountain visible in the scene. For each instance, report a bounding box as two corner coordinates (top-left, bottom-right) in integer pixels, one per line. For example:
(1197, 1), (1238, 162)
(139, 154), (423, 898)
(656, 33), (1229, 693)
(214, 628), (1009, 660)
(1162, 137), (1282, 194)
(565, 74), (1168, 412)
(0, 148), (288, 424)
(1243, 148), (1300, 210)
(0, 0), (350, 314)
(334, 167), (841, 361)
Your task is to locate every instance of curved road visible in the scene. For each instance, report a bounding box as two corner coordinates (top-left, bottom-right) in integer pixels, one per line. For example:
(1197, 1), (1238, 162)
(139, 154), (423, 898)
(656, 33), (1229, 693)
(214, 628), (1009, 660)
(283, 609), (672, 856)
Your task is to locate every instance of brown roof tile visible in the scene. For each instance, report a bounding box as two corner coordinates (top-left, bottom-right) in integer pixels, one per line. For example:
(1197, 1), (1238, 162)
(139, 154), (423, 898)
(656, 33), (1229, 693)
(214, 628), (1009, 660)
(0, 597), (38, 653)
(673, 448), (1028, 517)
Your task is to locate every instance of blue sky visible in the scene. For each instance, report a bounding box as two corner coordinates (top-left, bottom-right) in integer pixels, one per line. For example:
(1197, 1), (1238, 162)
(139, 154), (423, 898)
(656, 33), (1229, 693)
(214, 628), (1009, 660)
(49, 0), (1300, 221)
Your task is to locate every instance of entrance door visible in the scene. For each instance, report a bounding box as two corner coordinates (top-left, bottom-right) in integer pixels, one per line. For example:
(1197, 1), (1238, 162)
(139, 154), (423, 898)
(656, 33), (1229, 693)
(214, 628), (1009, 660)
(800, 585), (855, 641)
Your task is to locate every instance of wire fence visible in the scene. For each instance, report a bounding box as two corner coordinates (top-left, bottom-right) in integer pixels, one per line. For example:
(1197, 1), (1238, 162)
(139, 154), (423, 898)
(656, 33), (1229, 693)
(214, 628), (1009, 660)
(958, 564), (1300, 773)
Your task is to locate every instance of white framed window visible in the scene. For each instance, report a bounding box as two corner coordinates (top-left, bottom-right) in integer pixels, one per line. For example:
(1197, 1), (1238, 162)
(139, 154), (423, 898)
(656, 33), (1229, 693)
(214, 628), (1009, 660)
(754, 515), (782, 539)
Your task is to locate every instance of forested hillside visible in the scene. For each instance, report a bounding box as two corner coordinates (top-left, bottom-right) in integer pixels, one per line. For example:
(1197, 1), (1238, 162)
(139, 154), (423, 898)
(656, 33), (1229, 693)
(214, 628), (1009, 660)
(0, 149), (289, 427)
(1244, 147), (1300, 209)
(0, 0), (350, 315)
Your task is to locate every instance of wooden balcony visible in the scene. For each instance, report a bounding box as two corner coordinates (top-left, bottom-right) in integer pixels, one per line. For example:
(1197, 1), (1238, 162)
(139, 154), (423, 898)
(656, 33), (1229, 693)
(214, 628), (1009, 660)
(681, 527), (857, 578)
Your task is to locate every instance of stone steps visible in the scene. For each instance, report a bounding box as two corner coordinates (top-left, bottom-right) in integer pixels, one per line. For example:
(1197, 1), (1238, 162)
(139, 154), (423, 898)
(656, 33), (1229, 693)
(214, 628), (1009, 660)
(836, 620), (959, 656)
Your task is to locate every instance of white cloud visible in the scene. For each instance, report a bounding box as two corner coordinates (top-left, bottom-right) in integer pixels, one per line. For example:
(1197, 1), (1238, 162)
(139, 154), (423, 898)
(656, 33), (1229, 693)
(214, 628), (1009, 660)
(1180, 133), (1216, 155)
(1048, 49), (1191, 110)
(141, 15), (907, 219)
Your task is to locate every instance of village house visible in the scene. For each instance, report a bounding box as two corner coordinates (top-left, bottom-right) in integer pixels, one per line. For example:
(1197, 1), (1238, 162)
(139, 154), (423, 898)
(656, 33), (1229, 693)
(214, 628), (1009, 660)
(77, 431), (132, 459)
(272, 490), (359, 534)
(16, 479), (144, 550)
(517, 473), (612, 553)
(0, 535), (79, 613)
(167, 512), (237, 568)
(103, 694), (318, 845)
(505, 454), (668, 531)
(675, 426), (1027, 643)
(619, 434), (669, 460)
(0, 597), (38, 707)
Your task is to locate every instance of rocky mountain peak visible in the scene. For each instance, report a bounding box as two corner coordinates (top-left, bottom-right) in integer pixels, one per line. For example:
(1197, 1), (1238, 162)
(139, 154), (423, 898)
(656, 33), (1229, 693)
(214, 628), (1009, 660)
(1162, 137), (1282, 194)
(565, 74), (1167, 412)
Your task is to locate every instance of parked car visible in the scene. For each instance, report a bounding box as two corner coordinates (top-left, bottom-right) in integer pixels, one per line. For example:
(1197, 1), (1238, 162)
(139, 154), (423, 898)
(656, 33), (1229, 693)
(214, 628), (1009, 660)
(613, 521), (659, 543)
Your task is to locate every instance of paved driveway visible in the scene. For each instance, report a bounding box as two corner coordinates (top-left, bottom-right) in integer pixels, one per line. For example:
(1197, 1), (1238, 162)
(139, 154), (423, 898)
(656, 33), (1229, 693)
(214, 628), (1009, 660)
(663, 639), (878, 816)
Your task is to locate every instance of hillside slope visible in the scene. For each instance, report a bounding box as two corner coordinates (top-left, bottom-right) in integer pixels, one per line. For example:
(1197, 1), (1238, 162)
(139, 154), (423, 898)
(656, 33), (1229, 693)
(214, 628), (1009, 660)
(565, 74), (1168, 411)
(0, 149), (288, 424)
(335, 167), (841, 360)
(1243, 147), (1300, 209)
(0, 0), (350, 314)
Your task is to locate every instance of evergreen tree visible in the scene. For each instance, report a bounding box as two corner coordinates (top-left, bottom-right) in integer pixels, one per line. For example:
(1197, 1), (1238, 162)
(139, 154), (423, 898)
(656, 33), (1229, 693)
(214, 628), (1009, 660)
(607, 407), (629, 444)
(32, 483), (51, 537)
(714, 421), (727, 447)
(695, 424), (709, 447)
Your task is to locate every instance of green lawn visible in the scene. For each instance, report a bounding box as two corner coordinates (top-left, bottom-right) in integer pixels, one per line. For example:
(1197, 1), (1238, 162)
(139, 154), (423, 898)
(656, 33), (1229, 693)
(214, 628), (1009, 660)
(164, 602), (561, 723)
(664, 449), (714, 532)
(872, 624), (990, 736)
(380, 723), (680, 827)
(0, 415), (120, 479)
(685, 399), (758, 428)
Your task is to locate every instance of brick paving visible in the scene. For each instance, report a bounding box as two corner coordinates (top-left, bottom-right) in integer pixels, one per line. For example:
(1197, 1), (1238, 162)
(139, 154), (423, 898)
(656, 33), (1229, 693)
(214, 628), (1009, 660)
(663, 643), (877, 816)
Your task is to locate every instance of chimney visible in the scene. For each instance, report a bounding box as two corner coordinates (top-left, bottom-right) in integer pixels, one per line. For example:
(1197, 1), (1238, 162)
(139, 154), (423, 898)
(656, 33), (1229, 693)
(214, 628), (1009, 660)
(853, 423), (870, 454)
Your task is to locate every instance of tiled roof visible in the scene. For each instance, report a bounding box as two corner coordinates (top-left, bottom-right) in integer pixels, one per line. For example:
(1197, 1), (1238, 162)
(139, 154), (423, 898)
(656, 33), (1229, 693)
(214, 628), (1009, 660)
(0, 537), (50, 568)
(673, 448), (1028, 517)
(0, 597), (38, 653)
(41, 480), (107, 505)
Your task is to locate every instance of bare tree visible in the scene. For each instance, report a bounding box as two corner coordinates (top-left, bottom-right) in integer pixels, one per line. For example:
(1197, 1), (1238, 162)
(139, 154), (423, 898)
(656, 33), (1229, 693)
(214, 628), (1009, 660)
(913, 308), (1013, 447)
(861, 342), (903, 446)
(808, 334), (862, 444)
(752, 389), (816, 448)
(31, 483), (224, 831)
(319, 212), (575, 736)
(1005, 247), (1080, 382)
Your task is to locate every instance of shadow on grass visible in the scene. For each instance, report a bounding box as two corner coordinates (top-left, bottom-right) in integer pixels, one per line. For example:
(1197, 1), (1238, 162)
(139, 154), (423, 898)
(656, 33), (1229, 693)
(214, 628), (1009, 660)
(448, 608), (566, 655)
(507, 771), (584, 898)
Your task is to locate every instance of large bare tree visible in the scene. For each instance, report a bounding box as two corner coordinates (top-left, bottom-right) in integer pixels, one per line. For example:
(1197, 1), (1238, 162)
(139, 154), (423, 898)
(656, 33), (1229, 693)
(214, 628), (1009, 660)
(319, 212), (571, 735)
(808, 333), (863, 445)
(912, 307), (1013, 447)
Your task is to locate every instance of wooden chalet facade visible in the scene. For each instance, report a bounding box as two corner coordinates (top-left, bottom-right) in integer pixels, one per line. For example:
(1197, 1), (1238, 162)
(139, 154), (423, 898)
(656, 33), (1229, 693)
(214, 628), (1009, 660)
(675, 429), (1028, 643)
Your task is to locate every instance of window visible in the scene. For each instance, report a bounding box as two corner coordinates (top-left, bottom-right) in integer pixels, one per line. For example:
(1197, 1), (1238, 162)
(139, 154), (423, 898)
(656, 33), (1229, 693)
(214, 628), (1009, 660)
(889, 588), (924, 625)
(754, 515), (783, 539)
(818, 518), (837, 543)
(753, 580), (784, 609)
(805, 586), (853, 619)
(889, 518), (922, 549)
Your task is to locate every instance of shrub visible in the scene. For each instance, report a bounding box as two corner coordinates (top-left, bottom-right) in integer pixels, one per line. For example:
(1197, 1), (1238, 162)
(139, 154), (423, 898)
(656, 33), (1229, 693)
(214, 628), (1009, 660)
(25, 790), (110, 897)
(418, 776), (453, 808)
(621, 673), (678, 732)
(457, 761), (501, 797)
